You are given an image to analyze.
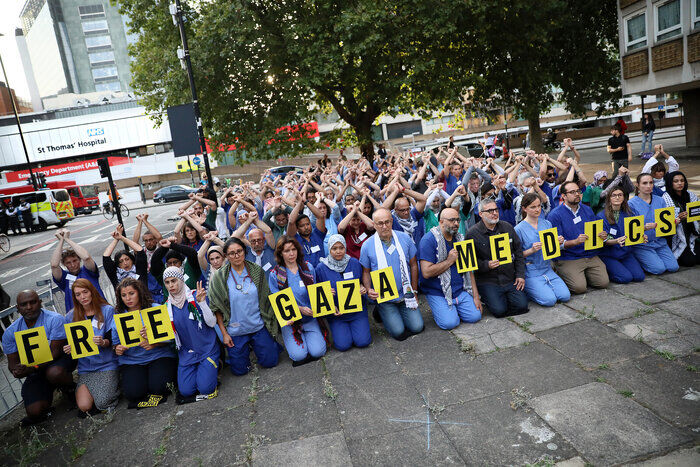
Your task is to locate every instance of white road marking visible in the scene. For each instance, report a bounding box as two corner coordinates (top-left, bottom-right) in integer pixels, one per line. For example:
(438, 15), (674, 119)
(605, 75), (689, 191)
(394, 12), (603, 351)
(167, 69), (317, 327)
(31, 242), (57, 253)
(80, 235), (102, 244)
(4, 268), (50, 285)
(93, 223), (115, 232)
(0, 266), (27, 279)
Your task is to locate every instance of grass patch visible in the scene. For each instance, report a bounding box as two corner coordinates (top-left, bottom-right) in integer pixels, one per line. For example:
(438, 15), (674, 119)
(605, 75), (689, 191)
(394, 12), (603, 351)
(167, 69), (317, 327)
(520, 321), (533, 332)
(526, 455), (555, 467)
(248, 373), (260, 404)
(510, 387), (531, 412)
(618, 390), (634, 398)
(3, 427), (57, 466)
(595, 376), (607, 383)
(597, 363), (610, 370)
(654, 349), (677, 361)
(320, 357), (338, 401)
(579, 305), (596, 320)
(456, 337), (475, 353)
(686, 365), (698, 372)
(634, 308), (655, 318)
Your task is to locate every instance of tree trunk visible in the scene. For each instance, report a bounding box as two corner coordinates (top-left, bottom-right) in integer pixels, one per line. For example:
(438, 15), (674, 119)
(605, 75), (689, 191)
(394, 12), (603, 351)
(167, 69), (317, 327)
(527, 111), (544, 153)
(353, 118), (375, 160)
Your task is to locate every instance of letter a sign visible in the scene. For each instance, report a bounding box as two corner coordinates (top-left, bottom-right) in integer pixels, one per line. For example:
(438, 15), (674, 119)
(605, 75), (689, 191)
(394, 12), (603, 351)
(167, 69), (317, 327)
(371, 267), (398, 303)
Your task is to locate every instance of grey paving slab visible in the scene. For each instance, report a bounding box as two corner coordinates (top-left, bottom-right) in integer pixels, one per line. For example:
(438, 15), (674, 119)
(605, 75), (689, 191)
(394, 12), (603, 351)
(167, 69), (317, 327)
(164, 405), (250, 465)
(323, 337), (401, 383)
(611, 311), (700, 357)
(537, 319), (652, 368)
(657, 267), (700, 292)
(657, 295), (700, 324)
(479, 342), (593, 397)
(452, 317), (536, 355)
(252, 431), (352, 466)
(334, 374), (425, 440)
(594, 355), (700, 427)
(610, 276), (695, 304)
(511, 303), (583, 332)
(562, 288), (651, 323)
(530, 382), (693, 465)
(629, 446), (700, 466)
(346, 423), (464, 466)
(440, 392), (578, 465)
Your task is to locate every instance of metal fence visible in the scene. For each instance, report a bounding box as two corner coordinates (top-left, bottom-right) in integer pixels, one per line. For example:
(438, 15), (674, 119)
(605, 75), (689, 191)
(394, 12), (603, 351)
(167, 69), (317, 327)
(0, 265), (117, 419)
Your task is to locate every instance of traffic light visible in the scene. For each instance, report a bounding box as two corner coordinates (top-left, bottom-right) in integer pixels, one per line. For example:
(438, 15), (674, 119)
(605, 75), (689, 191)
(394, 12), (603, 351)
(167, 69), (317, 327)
(97, 158), (110, 178)
(38, 173), (47, 188)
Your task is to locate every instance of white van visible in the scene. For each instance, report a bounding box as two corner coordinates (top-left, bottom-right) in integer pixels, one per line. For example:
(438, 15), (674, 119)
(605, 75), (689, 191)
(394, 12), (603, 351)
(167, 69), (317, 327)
(0, 189), (75, 230)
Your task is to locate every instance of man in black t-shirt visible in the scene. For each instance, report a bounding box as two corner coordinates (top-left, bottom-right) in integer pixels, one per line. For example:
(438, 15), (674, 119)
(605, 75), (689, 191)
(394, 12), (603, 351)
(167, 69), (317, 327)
(606, 124), (631, 178)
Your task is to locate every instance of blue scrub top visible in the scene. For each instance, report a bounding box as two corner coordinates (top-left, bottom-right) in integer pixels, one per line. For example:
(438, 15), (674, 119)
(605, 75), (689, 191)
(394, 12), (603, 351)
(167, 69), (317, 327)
(110, 303), (176, 366)
(315, 257), (364, 310)
(359, 231), (416, 302)
(546, 203), (599, 260)
(598, 210), (637, 260)
(514, 219), (556, 276)
(269, 262), (317, 324)
(226, 267), (264, 337)
(628, 195), (666, 249)
(417, 233), (463, 297)
(171, 298), (219, 366)
(295, 228), (325, 267)
(2, 309), (66, 355)
(65, 304), (118, 374)
(54, 266), (104, 312)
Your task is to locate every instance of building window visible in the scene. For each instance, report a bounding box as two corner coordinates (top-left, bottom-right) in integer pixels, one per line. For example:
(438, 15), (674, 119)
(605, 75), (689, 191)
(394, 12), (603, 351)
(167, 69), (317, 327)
(85, 35), (112, 50)
(89, 51), (115, 64)
(95, 81), (121, 92)
(693, 0), (700, 29)
(82, 19), (109, 34)
(78, 4), (105, 19)
(92, 66), (118, 80)
(625, 12), (647, 51)
(655, 0), (681, 42)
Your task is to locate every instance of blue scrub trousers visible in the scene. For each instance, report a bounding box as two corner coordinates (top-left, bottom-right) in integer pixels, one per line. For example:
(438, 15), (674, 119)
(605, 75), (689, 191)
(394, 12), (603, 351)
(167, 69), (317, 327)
(524, 269), (571, 307)
(326, 309), (372, 351)
(632, 244), (679, 275)
(478, 282), (529, 318)
(177, 351), (219, 397)
(600, 254), (645, 283)
(227, 327), (281, 375)
(377, 300), (424, 339)
(425, 290), (481, 330)
(280, 318), (327, 361)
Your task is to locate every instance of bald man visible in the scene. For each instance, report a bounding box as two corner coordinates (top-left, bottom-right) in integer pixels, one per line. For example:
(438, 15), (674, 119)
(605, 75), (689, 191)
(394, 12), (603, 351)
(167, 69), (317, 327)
(244, 228), (277, 276)
(2, 290), (75, 426)
(419, 208), (482, 329)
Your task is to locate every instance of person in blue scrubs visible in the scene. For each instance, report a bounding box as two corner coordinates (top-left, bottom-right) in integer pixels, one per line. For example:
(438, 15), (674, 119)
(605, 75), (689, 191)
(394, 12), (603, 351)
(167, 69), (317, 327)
(514, 193), (571, 306)
(50, 229), (104, 312)
(64, 278), (119, 416)
(360, 208), (423, 340)
(315, 234), (372, 351)
(112, 278), (176, 408)
(597, 187), (646, 283)
(209, 238), (281, 376)
(288, 197), (326, 268)
(162, 267), (219, 402)
(269, 236), (327, 363)
(419, 208), (482, 329)
(628, 173), (679, 275)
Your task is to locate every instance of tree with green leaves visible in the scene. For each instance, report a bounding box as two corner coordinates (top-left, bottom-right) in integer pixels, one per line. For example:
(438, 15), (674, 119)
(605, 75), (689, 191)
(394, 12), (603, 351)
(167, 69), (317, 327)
(118, 0), (472, 161)
(457, 0), (621, 152)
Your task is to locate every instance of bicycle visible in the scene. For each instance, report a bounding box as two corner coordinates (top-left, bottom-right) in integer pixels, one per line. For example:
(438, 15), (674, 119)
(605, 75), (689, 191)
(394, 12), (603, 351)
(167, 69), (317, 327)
(0, 233), (9, 253)
(102, 201), (130, 220)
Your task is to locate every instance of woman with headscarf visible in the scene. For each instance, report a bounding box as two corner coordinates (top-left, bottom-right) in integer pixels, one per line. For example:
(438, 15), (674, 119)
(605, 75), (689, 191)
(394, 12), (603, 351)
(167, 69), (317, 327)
(111, 278), (176, 409)
(162, 267), (219, 403)
(209, 238), (281, 376)
(663, 171), (700, 266)
(197, 231), (227, 289)
(269, 235), (327, 364)
(581, 170), (608, 213)
(315, 234), (371, 351)
(103, 225), (148, 291)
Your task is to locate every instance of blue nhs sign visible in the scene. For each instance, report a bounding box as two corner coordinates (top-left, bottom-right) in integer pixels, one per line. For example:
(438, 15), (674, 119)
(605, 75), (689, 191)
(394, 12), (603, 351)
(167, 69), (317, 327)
(87, 127), (105, 137)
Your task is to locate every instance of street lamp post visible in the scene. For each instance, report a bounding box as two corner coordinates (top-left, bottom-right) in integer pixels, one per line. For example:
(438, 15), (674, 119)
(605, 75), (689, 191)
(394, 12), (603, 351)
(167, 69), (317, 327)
(170, 0), (214, 192)
(0, 33), (37, 190)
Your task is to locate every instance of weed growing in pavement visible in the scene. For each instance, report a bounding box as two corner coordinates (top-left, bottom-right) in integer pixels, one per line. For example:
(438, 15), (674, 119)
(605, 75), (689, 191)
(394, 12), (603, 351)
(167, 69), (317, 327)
(320, 357), (338, 400)
(654, 349), (677, 361)
(579, 305), (596, 320)
(595, 376), (607, 383)
(456, 337), (475, 353)
(510, 387), (531, 412)
(686, 365), (698, 372)
(634, 308), (655, 317)
(526, 455), (555, 467)
(597, 363), (610, 370)
(618, 390), (634, 398)
(4, 427), (57, 466)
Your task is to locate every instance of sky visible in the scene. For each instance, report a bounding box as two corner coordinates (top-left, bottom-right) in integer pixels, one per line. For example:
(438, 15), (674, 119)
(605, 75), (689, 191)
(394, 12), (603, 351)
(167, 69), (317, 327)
(0, 0), (33, 101)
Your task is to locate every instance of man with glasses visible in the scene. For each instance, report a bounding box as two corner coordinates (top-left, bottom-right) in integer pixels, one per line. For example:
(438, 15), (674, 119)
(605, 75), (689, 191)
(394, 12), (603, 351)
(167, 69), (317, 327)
(547, 181), (609, 294)
(360, 208), (424, 340)
(466, 200), (528, 318)
(419, 208), (482, 329)
(244, 229), (276, 277)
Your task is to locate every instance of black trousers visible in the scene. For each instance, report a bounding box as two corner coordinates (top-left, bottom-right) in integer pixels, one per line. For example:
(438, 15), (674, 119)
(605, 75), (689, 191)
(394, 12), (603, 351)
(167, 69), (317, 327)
(120, 357), (177, 402)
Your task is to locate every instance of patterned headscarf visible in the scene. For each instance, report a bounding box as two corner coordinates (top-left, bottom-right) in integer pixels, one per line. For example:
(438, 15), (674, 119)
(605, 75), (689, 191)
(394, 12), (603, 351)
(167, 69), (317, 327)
(163, 266), (187, 308)
(593, 170), (608, 186)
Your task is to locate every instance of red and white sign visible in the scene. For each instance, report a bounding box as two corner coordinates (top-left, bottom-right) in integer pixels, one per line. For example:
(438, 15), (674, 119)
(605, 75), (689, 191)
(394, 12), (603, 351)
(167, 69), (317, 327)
(5, 157), (132, 183)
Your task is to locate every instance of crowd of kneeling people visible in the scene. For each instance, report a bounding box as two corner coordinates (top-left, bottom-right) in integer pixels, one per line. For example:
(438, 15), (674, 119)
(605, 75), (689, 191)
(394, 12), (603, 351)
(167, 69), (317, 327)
(3, 138), (699, 426)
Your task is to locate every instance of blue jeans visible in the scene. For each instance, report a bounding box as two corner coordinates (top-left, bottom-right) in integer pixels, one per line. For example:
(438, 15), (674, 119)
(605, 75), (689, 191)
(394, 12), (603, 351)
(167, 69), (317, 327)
(524, 269), (571, 307)
(227, 326), (281, 375)
(641, 130), (654, 153)
(425, 290), (481, 330)
(326, 309), (372, 351)
(178, 353), (219, 397)
(478, 282), (529, 318)
(632, 244), (679, 275)
(377, 300), (424, 339)
(280, 317), (327, 361)
(601, 254), (645, 283)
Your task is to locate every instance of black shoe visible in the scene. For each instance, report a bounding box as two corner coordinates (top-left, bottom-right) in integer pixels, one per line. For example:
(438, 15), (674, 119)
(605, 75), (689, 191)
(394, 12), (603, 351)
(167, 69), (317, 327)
(394, 330), (411, 341)
(176, 393), (196, 405)
(20, 408), (53, 427)
(372, 306), (382, 324)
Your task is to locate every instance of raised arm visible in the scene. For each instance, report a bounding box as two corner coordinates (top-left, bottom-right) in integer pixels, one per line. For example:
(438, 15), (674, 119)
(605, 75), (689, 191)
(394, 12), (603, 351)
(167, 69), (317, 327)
(286, 198), (304, 237)
(50, 231), (66, 281)
(338, 205), (357, 234)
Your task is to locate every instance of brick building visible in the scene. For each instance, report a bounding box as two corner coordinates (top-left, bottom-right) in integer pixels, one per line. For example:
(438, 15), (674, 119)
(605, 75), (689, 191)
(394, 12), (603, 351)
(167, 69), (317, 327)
(0, 82), (32, 117)
(617, 0), (700, 146)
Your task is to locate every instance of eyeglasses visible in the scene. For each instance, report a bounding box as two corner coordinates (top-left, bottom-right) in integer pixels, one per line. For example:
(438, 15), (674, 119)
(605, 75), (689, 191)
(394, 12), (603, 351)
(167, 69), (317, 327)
(610, 193), (624, 198)
(375, 220), (392, 227)
(249, 238), (265, 243)
(565, 189), (582, 195)
(481, 208), (499, 214)
(227, 249), (245, 257)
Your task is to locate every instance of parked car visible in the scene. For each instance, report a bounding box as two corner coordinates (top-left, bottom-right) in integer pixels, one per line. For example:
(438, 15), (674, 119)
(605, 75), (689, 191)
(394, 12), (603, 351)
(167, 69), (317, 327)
(153, 185), (198, 203)
(267, 165), (305, 179)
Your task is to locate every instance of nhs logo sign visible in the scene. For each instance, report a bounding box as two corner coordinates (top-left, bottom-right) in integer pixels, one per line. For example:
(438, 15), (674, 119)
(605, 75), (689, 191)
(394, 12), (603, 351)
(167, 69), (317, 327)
(87, 127), (104, 137)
